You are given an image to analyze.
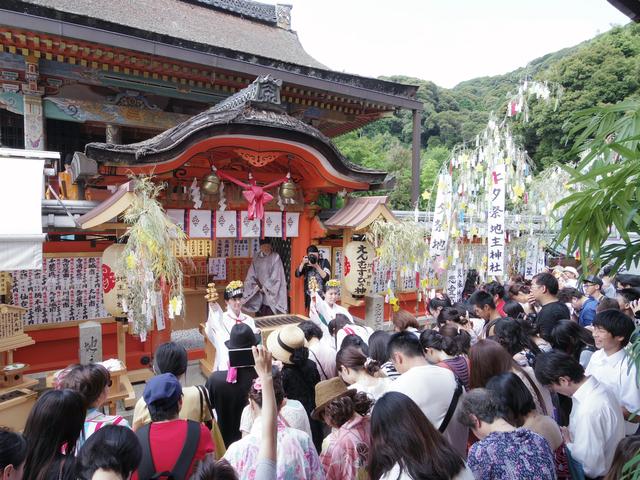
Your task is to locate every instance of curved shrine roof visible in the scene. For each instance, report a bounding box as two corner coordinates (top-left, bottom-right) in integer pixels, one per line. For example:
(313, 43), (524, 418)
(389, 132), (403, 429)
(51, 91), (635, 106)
(84, 76), (391, 187)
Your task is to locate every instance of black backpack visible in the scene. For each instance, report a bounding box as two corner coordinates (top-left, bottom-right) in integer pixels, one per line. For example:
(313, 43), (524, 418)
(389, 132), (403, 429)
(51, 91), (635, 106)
(136, 420), (200, 480)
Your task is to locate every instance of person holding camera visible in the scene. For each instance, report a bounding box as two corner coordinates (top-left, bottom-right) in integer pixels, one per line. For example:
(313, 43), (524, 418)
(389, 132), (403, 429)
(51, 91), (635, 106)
(295, 245), (331, 311)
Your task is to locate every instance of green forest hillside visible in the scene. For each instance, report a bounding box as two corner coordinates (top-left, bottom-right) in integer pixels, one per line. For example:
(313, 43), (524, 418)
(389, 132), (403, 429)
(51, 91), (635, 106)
(335, 23), (640, 209)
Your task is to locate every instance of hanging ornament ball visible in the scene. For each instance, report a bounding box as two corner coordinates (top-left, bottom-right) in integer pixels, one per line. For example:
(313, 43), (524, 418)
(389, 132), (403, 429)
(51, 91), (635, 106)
(280, 179), (297, 199)
(202, 174), (220, 194)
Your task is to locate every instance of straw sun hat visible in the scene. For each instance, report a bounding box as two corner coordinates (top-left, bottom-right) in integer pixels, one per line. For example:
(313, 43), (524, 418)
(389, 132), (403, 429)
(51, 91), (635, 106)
(266, 324), (306, 365)
(311, 377), (356, 420)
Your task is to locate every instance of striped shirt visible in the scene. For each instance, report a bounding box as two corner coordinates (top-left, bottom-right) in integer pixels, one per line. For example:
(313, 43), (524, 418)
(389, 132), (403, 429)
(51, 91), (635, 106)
(76, 408), (130, 452)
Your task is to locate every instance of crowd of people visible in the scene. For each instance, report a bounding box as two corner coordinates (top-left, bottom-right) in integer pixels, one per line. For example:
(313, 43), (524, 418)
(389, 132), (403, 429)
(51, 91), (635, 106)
(2, 267), (640, 480)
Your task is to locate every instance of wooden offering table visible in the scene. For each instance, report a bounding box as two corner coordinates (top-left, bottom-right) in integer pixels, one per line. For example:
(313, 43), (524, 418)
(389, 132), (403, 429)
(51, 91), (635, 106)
(46, 359), (129, 415)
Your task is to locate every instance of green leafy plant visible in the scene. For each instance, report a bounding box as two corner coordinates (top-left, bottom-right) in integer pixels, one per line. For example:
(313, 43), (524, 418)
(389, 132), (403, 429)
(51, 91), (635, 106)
(554, 100), (640, 273)
(554, 100), (640, 479)
(121, 177), (186, 338)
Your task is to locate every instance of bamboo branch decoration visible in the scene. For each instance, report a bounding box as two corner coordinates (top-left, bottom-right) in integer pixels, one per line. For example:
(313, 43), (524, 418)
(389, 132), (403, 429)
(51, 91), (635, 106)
(121, 177), (186, 339)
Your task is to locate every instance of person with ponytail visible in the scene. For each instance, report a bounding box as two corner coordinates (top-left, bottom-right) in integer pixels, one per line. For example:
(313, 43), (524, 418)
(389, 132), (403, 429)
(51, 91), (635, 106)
(369, 392), (473, 480)
(336, 345), (392, 401)
(493, 317), (542, 367)
(313, 377), (373, 480)
(420, 328), (471, 389)
(0, 428), (26, 480)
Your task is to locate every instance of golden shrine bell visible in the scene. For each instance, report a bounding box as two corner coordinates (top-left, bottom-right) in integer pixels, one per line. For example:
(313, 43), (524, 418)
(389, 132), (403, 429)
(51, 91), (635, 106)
(280, 179), (297, 199)
(202, 174), (221, 194)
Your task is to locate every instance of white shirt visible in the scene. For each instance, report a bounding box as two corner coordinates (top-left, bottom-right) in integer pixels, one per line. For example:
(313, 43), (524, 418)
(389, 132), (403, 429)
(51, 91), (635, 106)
(389, 364), (468, 457)
(308, 340), (337, 380)
(239, 399), (312, 440)
(349, 376), (392, 401)
(585, 348), (640, 435)
(568, 376), (625, 477)
(205, 303), (257, 371)
(380, 462), (474, 480)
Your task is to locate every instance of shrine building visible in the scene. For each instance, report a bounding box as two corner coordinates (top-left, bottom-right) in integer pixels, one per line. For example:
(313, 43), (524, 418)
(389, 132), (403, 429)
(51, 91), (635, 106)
(0, 0), (422, 372)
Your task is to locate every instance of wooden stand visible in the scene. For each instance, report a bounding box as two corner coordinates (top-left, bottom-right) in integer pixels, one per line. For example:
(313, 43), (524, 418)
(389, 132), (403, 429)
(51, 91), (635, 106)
(116, 321), (149, 408)
(199, 322), (215, 378)
(0, 388), (36, 432)
(0, 305), (38, 431)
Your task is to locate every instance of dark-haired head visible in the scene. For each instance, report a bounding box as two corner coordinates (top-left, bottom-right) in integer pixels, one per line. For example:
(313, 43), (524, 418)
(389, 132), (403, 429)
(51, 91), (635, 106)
(502, 300), (525, 320)
(57, 363), (111, 409)
(485, 281), (505, 301)
(616, 287), (640, 313)
(615, 273), (640, 289)
(420, 329), (464, 359)
(549, 319), (595, 360)
(328, 314), (352, 336)
(298, 320), (323, 341)
(439, 323), (471, 355)
(76, 425), (141, 480)
(248, 367), (285, 411)
(533, 351), (585, 392)
(485, 372), (535, 427)
(0, 428), (26, 477)
(336, 345), (380, 379)
(436, 307), (468, 328)
(388, 331), (425, 374)
(391, 309), (420, 332)
(468, 290), (495, 321)
(428, 295), (452, 316)
(558, 287), (583, 304)
(593, 309), (636, 348)
(508, 282), (530, 302)
(23, 389), (86, 480)
(494, 317), (540, 357)
(532, 272), (559, 296)
(153, 342), (188, 378)
(369, 392), (465, 480)
(191, 457), (239, 480)
(323, 391), (373, 429)
(339, 334), (370, 356)
(469, 339), (515, 389)
(367, 330), (391, 364)
(597, 297), (620, 313)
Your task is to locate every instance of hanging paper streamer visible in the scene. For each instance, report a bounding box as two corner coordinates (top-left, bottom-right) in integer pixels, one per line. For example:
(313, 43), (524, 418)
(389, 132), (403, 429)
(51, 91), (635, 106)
(189, 178), (202, 209)
(524, 237), (538, 279)
(428, 173), (453, 275)
(487, 163), (506, 277)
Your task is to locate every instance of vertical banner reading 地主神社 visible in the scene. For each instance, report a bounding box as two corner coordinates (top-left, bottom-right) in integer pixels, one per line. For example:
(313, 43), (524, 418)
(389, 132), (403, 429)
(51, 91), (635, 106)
(488, 163), (506, 277)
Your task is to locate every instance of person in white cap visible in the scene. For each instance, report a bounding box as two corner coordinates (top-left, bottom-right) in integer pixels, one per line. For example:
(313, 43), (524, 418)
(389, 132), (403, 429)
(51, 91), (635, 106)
(563, 266), (579, 288)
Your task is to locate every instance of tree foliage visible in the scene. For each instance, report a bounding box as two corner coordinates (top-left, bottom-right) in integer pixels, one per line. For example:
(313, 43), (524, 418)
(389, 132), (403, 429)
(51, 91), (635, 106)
(335, 23), (640, 209)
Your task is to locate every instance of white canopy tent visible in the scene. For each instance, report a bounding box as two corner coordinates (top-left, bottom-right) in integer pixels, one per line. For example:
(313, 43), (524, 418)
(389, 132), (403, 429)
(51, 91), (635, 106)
(0, 148), (58, 271)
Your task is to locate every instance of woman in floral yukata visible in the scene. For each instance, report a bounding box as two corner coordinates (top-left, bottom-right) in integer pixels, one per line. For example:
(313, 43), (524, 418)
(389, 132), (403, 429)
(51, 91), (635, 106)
(313, 377), (373, 480)
(223, 368), (324, 480)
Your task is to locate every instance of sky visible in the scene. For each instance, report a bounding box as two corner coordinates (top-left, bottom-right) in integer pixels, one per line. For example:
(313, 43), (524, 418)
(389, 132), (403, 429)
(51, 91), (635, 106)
(264, 0), (631, 88)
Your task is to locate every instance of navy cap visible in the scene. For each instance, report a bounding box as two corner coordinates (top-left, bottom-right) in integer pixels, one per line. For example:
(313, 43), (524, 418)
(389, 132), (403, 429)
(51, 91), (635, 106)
(583, 275), (603, 287)
(143, 373), (182, 407)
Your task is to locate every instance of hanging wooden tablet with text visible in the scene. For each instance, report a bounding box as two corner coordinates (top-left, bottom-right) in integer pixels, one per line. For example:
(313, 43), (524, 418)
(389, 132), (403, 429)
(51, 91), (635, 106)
(102, 244), (129, 318)
(343, 241), (375, 297)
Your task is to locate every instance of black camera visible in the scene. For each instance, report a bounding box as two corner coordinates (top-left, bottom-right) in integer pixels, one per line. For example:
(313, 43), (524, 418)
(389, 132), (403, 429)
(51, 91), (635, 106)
(309, 254), (318, 265)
